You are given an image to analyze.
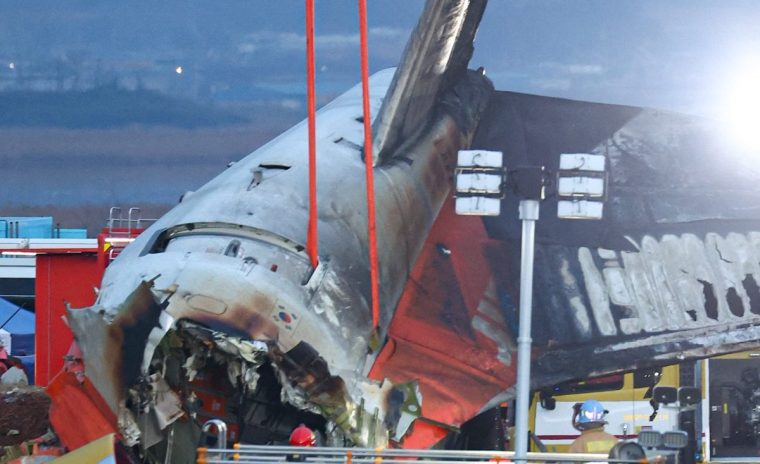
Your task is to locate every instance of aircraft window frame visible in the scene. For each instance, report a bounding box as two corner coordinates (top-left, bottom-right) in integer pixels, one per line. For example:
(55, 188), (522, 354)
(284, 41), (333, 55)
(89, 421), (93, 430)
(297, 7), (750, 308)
(143, 222), (317, 284)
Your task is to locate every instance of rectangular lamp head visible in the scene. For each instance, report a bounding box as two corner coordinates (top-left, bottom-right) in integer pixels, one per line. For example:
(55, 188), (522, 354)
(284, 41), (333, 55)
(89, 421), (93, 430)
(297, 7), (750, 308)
(557, 176), (605, 197)
(557, 199), (603, 220)
(559, 153), (605, 172)
(457, 150), (503, 168)
(456, 172), (503, 194)
(455, 196), (501, 216)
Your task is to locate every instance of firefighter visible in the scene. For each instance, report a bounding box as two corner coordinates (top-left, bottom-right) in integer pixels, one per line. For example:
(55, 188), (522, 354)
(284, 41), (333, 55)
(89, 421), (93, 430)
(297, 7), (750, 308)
(568, 400), (618, 454)
(287, 424), (316, 462)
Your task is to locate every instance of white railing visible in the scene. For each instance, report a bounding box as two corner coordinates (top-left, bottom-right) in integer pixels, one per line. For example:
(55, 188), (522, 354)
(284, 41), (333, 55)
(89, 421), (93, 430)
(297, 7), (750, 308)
(107, 206), (158, 235)
(195, 444), (650, 464)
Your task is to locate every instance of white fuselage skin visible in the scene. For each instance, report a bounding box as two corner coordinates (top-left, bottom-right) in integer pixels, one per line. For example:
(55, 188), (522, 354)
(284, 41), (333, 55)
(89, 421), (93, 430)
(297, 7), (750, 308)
(88, 68), (471, 433)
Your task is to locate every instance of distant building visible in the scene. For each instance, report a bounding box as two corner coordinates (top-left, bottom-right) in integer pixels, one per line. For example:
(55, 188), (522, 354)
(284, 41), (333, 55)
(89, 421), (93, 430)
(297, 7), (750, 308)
(0, 216), (87, 239)
(0, 216), (91, 311)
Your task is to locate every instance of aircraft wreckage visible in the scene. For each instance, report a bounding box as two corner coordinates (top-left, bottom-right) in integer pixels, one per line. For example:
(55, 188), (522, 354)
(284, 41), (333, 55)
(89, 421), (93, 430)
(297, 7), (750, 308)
(64, 0), (760, 461)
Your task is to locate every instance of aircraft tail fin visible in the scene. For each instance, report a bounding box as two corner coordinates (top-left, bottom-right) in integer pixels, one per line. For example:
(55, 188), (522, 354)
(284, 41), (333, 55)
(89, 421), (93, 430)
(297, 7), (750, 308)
(371, 0), (487, 165)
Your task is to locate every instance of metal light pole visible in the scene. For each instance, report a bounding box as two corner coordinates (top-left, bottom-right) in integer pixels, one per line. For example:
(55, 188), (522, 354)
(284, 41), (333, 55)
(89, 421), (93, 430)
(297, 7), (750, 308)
(513, 154), (606, 462)
(513, 198), (539, 464)
(454, 152), (605, 463)
(455, 158), (544, 463)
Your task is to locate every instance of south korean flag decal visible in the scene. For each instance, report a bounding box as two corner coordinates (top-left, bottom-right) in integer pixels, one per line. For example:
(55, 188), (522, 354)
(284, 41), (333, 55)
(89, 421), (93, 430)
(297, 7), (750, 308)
(271, 303), (300, 332)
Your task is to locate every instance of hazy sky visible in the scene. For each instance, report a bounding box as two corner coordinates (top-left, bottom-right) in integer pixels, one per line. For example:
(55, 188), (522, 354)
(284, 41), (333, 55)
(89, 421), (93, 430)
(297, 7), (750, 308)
(474, 0), (760, 118)
(3, 1), (760, 212)
(2, 1), (760, 118)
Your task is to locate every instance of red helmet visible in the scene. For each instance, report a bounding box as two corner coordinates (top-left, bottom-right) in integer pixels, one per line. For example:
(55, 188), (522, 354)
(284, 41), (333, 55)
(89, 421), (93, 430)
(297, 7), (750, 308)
(289, 424), (316, 447)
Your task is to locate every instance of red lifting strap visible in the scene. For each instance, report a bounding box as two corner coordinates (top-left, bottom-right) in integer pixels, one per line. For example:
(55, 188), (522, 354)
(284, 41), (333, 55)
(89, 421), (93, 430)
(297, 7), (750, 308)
(304, 0), (379, 329)
(358, 0), (381, 330)
(305, 0), (319, 269)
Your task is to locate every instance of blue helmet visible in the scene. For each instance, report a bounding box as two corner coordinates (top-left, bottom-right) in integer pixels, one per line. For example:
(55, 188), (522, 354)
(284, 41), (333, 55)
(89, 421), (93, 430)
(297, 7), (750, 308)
(578, 400), (607, 424)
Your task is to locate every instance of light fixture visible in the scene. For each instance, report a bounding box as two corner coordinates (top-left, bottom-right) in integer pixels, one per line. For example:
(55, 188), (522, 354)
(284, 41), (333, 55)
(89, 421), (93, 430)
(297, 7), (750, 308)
(454, 150), (505, 216)
(557, 199), (604, 220)
(556, 153), (607, 220)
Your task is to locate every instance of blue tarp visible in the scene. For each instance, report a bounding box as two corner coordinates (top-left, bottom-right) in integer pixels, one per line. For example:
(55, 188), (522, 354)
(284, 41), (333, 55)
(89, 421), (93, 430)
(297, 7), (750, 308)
(0, 297), (35, 356)
(15, 355), (35, 385)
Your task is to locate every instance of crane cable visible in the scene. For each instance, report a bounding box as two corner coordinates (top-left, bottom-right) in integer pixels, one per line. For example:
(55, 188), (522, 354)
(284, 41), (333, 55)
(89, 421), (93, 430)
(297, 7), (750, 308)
(304, 0), (380, 334)
(305, 0), (319, 269)
(358, 0), (381, 332)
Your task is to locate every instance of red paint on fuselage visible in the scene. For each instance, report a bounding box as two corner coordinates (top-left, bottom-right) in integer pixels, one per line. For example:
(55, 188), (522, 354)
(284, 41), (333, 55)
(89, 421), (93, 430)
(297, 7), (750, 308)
(370, 198), (517, 448)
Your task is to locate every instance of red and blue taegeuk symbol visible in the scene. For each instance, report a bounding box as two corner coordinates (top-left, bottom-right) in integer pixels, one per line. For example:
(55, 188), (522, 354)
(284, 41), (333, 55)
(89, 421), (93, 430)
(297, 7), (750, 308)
(278, 311), (292, 323)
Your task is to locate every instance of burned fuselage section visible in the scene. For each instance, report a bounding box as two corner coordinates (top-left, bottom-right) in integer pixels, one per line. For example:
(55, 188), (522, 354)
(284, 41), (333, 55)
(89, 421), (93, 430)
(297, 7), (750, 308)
(473, 90), (760, 387)
(132, 319), (331, 459)
(66, 58), (493, 458)
(66, 242), (349, 457)
(530, 231), (760, 387)
(68, 215), (391, 459)
(62, 1), (499, 456)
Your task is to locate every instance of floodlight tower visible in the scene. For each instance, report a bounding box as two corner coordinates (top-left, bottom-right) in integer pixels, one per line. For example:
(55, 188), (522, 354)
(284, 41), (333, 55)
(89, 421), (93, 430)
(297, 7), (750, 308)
(455, 151), (607, 464)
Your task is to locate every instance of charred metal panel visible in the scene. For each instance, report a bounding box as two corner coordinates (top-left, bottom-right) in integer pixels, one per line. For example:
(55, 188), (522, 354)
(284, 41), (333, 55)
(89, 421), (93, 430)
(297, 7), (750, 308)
(67, 281), (163, 414)
(477, 92), (760, 249)
(271, 341), (388, 446)
(372, 0), (487, 163)
(473, 91), (760, 385)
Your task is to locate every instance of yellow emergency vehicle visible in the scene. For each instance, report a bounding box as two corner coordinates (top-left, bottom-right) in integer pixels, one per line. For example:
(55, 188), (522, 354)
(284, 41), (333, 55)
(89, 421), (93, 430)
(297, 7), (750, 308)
(530, 350), (760, 463)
